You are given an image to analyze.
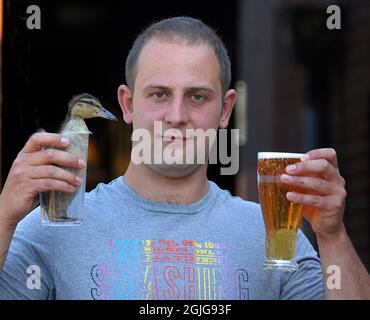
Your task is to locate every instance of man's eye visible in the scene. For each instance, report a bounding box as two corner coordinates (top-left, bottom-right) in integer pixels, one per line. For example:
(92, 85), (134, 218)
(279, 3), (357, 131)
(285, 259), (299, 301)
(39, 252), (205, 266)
(190, 94), (206, 102)
(153, 92), (166, 99)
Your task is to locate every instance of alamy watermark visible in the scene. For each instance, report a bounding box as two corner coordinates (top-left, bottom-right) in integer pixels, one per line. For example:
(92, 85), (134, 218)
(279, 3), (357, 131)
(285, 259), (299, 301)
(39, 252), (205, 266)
(326, 265), (341, 290)
(326, 5), (341, 30)
(26, 5), (41, 30)
(26, 265), (41, 289)
(130, 121), (239, 175)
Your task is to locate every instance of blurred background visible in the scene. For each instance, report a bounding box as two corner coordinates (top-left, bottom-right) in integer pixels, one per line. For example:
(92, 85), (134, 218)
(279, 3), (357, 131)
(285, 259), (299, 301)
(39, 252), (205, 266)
(1, 0), (369, 270)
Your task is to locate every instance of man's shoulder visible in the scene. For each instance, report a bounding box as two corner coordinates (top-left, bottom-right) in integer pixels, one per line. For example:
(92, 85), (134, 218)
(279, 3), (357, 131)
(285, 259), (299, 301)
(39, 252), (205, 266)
(210, 181), (262, 217)
(211, 181), (260, 206)
(86, 176), (123, 200)
(84, 177), (127, 215)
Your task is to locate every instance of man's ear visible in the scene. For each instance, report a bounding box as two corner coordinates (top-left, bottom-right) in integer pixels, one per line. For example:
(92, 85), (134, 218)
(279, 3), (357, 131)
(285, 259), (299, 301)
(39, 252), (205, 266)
(219, 89), (237, 129)
(117, 84), (133, 124)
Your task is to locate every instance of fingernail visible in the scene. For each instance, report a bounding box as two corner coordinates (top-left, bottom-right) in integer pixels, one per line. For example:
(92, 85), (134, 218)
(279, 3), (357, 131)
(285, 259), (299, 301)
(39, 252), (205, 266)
(78, 159), (87, 168)
(75, 176), (83, 185)
(281, 174), (292, 182)
(287, 192), (296, 200)
(301, 154), (310, 162)
(61, 138), (69, 146)
(286, 164), (296, 173)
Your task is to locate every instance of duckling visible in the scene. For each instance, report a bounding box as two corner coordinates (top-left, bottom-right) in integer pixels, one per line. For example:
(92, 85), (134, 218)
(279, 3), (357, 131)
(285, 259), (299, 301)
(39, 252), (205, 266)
(41, 93), (117, 224)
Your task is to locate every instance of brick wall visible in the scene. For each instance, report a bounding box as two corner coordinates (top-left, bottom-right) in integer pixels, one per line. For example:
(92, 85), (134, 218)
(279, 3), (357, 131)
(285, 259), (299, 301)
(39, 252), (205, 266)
(272, 1), (369, 269)
(274, 65), (306, 152)
(339, 0), (370, 269)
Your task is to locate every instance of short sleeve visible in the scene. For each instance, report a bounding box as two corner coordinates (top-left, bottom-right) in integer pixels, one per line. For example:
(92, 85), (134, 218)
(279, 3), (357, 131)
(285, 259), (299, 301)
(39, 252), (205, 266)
(0, 208), (55, 300)
(279, 230), (325, 300)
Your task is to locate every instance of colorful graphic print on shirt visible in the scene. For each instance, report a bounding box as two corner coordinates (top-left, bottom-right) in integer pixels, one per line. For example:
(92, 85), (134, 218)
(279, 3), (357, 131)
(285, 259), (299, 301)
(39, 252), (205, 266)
(90, 239), (249, 300)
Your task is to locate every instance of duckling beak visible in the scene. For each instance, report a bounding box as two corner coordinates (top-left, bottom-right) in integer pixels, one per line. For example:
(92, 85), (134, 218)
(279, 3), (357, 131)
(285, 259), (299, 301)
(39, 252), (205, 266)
(97, 107), (118, 121)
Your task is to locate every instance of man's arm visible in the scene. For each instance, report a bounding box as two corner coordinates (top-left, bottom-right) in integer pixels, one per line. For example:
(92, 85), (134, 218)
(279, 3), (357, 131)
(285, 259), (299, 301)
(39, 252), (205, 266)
(281, 148), (370, 299)
(0, 219), (16, 271)
(0, 132), (84, 272)
(317, 225), (370, 299)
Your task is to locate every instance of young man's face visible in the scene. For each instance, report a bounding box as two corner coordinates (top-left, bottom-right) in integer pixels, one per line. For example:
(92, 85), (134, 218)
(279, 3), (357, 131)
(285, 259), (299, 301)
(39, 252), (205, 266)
(118, 38), (236, 177)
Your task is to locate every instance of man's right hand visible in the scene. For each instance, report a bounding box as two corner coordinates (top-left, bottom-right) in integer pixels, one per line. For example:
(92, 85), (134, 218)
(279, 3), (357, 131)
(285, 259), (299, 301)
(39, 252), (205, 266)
(0, 132), (86, 227)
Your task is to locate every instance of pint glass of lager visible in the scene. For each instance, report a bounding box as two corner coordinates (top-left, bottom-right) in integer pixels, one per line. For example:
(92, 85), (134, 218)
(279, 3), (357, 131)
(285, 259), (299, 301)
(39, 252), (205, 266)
(257, 152), (307, 271)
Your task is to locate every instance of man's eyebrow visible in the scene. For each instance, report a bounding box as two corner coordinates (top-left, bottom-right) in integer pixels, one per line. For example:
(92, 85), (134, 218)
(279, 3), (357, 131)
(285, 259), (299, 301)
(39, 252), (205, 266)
(143, 85), (171, 91)
(143, 84), (216, 95)
(185, 86), (216, 94)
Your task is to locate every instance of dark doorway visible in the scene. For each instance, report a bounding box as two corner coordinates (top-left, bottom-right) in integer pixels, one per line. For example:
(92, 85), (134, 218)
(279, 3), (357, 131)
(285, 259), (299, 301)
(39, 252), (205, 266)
(2, 0), (238, 192)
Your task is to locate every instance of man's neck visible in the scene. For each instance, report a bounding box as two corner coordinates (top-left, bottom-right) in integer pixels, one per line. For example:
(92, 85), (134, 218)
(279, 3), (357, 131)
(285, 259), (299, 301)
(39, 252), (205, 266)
(123, 162), (209, 204)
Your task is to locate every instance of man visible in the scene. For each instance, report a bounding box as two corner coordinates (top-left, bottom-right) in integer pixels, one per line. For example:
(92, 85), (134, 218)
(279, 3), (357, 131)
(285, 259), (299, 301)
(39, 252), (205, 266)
(0, 17), (369, 299)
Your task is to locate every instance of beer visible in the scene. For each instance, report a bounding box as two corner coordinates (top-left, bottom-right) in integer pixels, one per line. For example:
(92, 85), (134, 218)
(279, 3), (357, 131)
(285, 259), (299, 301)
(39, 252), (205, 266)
(257, 152), (308, 271)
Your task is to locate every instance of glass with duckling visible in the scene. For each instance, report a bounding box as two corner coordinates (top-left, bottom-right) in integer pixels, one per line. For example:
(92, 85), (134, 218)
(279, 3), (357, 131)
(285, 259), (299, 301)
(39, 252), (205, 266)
(39, 93), (117, 226)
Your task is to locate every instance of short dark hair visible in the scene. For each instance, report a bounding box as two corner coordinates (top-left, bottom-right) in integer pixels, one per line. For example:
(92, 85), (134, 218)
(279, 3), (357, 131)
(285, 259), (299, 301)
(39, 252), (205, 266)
(125, 16), (231, 95)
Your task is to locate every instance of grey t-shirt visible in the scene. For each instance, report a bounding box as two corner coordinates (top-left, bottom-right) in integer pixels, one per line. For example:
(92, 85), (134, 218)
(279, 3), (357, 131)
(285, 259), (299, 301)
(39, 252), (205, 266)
(0, 177), (324, 300)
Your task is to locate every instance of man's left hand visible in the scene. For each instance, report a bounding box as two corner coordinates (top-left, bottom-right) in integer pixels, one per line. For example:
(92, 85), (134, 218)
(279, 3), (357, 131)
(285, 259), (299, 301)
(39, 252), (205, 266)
(280, 148), (347, 239)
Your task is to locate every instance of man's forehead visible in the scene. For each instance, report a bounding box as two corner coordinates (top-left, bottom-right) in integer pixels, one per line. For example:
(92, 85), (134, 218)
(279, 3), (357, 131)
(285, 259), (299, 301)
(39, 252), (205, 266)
(132, 37), (222, 93)
(136, 38), (219, 76)
(138, 37), (215, 62)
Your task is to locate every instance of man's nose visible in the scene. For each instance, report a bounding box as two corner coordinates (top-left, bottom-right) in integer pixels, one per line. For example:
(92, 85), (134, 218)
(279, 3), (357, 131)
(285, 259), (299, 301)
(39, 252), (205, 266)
(164, 96), (189, 127)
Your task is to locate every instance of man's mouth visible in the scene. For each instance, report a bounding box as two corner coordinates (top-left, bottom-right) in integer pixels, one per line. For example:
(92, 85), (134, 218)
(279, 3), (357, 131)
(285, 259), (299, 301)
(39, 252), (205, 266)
(162, 135), (190, 142)
(163, 136), (187, 142)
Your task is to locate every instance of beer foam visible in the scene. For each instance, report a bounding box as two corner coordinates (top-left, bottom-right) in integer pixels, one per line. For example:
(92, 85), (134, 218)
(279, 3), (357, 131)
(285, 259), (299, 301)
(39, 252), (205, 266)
(258, 152), (304, 159)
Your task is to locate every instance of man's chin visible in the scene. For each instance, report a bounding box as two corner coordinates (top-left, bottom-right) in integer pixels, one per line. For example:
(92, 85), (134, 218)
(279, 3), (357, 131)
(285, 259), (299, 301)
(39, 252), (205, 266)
(146, 163), (202, 178)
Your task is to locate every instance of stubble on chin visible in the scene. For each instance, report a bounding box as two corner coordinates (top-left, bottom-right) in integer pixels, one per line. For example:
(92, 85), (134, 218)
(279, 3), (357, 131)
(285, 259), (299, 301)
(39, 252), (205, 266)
(145, 162), (202, 178)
